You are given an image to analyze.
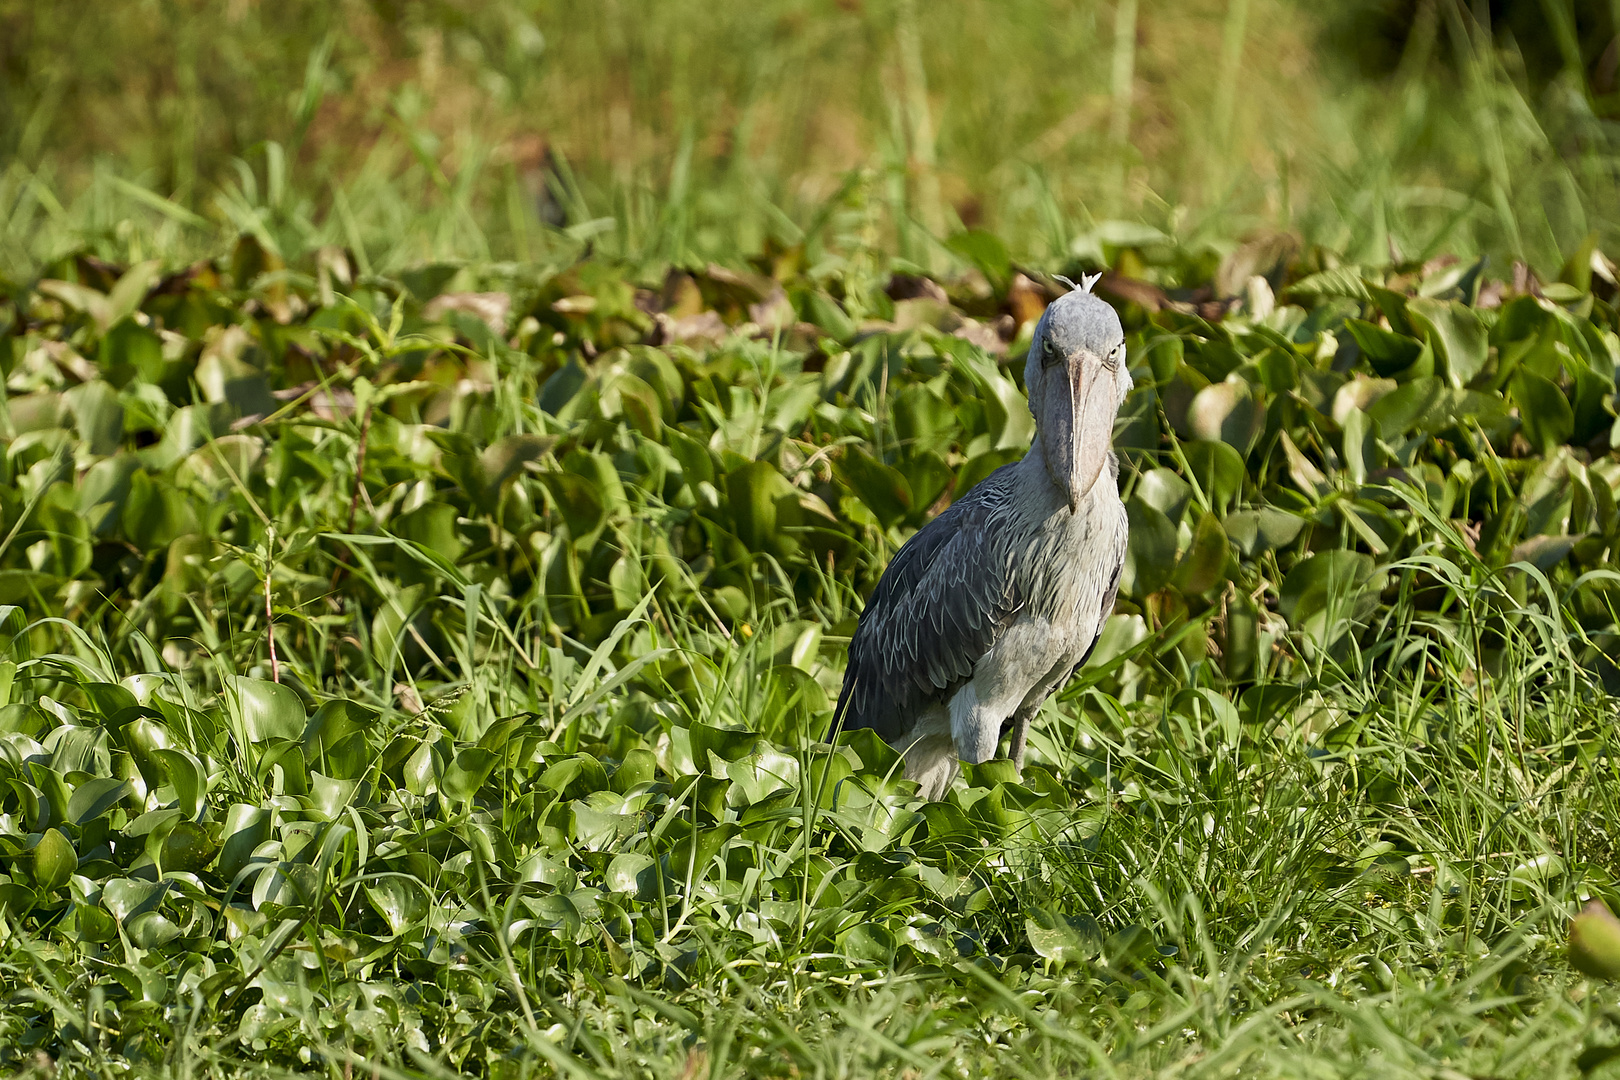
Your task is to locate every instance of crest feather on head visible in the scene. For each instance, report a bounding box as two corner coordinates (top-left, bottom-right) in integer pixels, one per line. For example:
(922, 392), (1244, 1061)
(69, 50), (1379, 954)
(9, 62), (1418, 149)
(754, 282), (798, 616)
(1053, 272), (1103, 295)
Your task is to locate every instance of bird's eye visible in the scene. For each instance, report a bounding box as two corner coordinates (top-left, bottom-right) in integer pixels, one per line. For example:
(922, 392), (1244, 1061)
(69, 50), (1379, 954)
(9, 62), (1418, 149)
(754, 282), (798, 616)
(1102, 343), (1124, 369)
(1042, 338), (1060, 367)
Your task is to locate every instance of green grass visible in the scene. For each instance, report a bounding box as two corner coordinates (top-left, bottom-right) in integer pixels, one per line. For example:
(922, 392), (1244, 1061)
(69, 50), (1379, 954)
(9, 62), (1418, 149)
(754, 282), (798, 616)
(2, 1), (1617, 279)
(2, 226), (1620, 1076)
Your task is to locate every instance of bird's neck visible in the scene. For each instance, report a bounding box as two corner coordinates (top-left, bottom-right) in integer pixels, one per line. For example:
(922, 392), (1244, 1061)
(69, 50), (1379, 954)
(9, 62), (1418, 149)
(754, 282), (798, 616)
(1022, 433), (1120, 504)
(1024, 432), (1049, 473)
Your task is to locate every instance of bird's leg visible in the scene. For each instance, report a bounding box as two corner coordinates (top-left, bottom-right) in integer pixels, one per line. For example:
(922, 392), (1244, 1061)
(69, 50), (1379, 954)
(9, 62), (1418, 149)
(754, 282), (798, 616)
(1007, 704), (1038, 773)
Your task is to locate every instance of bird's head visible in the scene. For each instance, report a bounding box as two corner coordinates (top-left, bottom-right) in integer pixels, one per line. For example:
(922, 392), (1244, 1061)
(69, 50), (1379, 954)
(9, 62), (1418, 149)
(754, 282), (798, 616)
(1024, 275), (1132, 514)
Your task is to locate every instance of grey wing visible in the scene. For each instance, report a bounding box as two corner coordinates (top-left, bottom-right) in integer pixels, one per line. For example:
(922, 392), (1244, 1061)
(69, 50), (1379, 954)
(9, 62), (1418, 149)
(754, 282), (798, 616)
(831, 467), (1022, 746)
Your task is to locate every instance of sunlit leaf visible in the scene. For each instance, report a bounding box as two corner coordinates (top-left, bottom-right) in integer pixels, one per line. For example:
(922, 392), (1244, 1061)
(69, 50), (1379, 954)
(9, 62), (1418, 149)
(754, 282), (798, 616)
(32, 828), (76, 892)
(225, 677), (306, 746)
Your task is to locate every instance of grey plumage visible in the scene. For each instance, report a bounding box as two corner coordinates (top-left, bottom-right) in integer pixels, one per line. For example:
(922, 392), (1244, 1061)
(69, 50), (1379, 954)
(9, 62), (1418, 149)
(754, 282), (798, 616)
(832, 280), (1132, 799)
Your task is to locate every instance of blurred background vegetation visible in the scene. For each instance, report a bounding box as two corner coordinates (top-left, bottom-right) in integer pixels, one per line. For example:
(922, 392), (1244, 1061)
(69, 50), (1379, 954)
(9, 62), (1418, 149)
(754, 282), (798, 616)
(1, 0), (1618, 277)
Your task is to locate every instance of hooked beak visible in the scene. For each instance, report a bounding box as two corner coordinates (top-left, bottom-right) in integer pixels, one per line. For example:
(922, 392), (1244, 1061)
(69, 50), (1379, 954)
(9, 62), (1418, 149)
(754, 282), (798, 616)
(1041, 350), (1110, 514)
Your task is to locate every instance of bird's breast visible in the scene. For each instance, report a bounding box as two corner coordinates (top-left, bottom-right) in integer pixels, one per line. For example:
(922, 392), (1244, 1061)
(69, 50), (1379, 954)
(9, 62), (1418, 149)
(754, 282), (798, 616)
(1013, 487), (1127, 631)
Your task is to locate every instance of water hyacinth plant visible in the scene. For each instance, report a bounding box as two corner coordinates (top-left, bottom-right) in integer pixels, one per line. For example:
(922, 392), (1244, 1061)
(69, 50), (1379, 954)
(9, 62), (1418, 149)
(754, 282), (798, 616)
(0, 225), (1619, 1074)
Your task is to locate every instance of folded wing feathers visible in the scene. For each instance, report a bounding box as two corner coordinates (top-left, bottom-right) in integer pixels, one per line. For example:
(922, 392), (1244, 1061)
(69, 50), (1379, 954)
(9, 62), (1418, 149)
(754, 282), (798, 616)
(834, 467), (1023, 742)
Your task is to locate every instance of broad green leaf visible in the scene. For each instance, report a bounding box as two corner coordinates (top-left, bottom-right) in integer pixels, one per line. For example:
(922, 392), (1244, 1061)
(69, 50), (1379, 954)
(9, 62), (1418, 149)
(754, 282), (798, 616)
(63, 380), (125, 456)
(104, 260), (163, 328)
(476, 433), (557, 509)
(726, 746), (801, 805)
(1083, 614), (1150, 672)
(806, 750), (854, 808)
(153, 747), (207, 819)
(725, 459), (806, 553)
(219, 804), (274, 881)
(1173, 511), (1231, 595)
(161, 820), (217, 873)
(961, 353), (1035, 451)
(301, 699), (378, 757)
(441, 748), (499, 802)
(475, 713), (536, 754)
(664, 427), (718, 488)
(81, 681), (139, 721)
(75, 902), (118, 943)
(839, 922), (896, 964)
(1026, 908), (1099, 967)
(1178, 440), (1245, 513)
(1508, 853), (1566, 901)
(605, 852), (657, 898)
(32, 828), (76, 892)
(836, 728), (903, 777)
(126, 910), (183, 949)
(102, 878), (167, 923)
(67, 777), (129, 826)
(799, 289), (856, 340)
(1123, 498), (1177, 598)
(973, 759), (1021, 787)
(946, 229), (1011, 286)
(1186, 378), (1261, 453)
(895, 451), (953, 518)
(1223, 507), (1305, 557)
(1363, 377), (1444, 436)
(98, 317), (165, 384)
(613, 747), (658, 793)
(1340, 406), (1374, 485)
(573, 802), (638, 851)
(225, 677), (306, 745)
(1364, 285), (1413, 335)
(1344, 319), (1422, 377)
(195, 345), (274, 417)
(892, 385), (959, 457)
(1408, 297), (1488, 387)
(602, 371), (664, 438)
(26, 760), (71, 828)
(517, 852), (573, 888)
(1103, 924), (1160, 971)
(371, 584), (429, 673)
(119, 717), (176, 789)
(757, 666), (829, 743)
(1223, 592), (1261, 680)
(366, 877), (429, 935)
(609, 554), (648, 610)
(122, 471), (196, 551)
(1510, 534), (1578, 572)
(1279, 550), (1378, 652)
(35, 486), (93, 577)
(308, 772), (361, 819)
(1136, 468), (1193, 522)
(538, 472), (607, 549)
(392, 504), (464, 566)
(1511, 371), (1574, 455)
(689, 723), (761, 765)
(1331, 376), (1398, 425)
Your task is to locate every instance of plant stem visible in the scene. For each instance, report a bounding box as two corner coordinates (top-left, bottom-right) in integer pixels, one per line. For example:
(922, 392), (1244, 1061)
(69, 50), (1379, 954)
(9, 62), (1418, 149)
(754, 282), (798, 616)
(895, 0), (944, 252)
(1212, 0), (1251, 189)
(346, 404), (372, 536)
(264, 526), (279, 684)
(1110, 0), (1138, 148)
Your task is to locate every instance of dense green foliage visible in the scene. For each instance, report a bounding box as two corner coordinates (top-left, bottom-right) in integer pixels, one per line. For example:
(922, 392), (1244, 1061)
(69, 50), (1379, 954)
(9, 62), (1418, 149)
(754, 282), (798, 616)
(3, 235), (1620, 1076)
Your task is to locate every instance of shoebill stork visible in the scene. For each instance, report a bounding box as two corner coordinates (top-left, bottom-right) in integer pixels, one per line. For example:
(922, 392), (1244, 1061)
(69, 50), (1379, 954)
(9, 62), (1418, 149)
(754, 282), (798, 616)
(832, 275), (1131, 799)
